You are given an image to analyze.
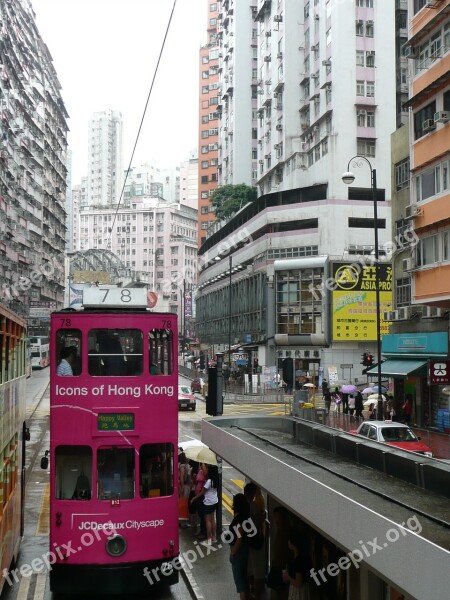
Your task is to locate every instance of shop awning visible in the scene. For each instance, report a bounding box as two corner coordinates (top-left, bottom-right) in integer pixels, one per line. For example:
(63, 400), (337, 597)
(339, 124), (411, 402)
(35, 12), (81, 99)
(366, 359), (427, 378)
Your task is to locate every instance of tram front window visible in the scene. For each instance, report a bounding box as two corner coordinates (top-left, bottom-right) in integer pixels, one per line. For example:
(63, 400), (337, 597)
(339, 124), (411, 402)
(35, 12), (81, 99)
(55, 446), (92, 500)
(98, 448), (135, 500)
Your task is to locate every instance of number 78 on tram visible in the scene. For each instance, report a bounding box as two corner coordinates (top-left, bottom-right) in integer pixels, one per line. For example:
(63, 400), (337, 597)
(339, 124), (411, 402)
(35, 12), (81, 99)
(46, 288), (179, 596)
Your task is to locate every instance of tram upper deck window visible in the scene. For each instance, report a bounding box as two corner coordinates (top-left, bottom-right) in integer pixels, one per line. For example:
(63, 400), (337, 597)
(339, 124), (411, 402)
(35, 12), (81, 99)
(55, 446), (92, 500)
(88, 329), (143, 376)
(148, 329), (173, 375)
(56, 330), (82, 376)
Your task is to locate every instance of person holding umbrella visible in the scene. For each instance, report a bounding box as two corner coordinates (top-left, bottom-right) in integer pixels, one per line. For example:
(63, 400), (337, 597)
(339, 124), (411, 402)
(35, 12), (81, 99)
(340, 384), (357, 415)
(190, 461), (219, 545)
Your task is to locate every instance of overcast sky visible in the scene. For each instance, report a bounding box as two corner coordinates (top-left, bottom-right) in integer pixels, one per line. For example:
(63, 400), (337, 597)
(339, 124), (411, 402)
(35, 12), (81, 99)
(32, 0), (207, 183)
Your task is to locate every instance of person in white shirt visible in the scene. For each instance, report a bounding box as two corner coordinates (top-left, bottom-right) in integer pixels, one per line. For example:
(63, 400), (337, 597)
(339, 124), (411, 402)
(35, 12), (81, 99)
(56, 347), (75, 376)
(190, 462), (219, 544)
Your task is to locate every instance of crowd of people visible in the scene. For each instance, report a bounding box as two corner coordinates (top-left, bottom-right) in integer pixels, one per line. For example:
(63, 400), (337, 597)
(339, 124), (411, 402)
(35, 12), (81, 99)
(321, 380), (414, 424)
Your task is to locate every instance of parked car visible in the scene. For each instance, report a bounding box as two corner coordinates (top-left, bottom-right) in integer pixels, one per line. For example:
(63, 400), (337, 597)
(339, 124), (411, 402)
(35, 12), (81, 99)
(191, 378), (204, 394)
(350, 421), (433, 457)
(178, 385), (196, 411)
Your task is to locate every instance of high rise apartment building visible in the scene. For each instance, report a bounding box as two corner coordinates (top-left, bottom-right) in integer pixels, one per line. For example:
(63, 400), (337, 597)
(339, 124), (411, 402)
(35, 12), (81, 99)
(0, 0), (68, 325)
(87, 109), (123, 207)
(198, 2), (221, 247)
(218, 0), (258, 187)
(403, 0), (450, 310)
(196, 0), (399, 380)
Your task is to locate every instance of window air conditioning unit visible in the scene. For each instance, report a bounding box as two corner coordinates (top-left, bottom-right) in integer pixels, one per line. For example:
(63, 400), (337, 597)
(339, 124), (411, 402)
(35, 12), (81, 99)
(405, 204), (422, 219)
(311, 73), (319, 79)
(423, 119), (436, 132)
(434, 111), (450, 123)
(423, 306), (443, 318)
(264, 56), (271, 62)
(301, 142), (310, 151)
(398, 307), (411, 320)
(403, 45), (418, 58)
(277, 52), (283, 59)
(402, 257), (414, 271)
(273, 15), (283, 22)
(311, 44), (318, 51)
(384, 310), (398, 321)
(322, 60), (331, 66)
(276, 123), (282, 130)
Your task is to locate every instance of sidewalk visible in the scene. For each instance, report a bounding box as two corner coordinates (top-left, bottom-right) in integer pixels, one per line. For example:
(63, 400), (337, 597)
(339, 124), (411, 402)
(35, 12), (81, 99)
(179, 525), (273, 600)
(179, 526), (236, 600)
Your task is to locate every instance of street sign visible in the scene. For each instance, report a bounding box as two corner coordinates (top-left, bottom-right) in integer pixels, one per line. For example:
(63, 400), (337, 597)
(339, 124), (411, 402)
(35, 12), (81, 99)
(233, 352), (248, 365)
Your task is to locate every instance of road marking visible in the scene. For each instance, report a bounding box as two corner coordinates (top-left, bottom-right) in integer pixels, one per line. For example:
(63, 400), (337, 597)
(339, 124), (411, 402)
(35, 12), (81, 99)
(179, 554), (205, 599)
(36, 482), (50, 535)
(34, 573), (47, 600)
(222, 491), (233, 514)
(16, 575), (30, 600)
(231, 479), (244, 490)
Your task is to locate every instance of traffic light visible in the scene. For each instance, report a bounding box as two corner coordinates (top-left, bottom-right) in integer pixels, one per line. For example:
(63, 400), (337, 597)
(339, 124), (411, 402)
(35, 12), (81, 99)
(361, 353), (374, 368)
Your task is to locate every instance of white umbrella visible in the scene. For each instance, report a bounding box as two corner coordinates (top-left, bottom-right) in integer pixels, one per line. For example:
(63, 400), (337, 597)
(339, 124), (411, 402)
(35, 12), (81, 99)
(179, 439), (207, 452)
(303, 383), (315, 388)
(364, 395), (386, 407)
(184, 446), (218, 466)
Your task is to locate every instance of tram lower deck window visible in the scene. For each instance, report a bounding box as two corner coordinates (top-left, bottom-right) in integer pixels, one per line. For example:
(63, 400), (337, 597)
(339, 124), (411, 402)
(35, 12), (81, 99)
(139, 443), (174, 498)
(55, 446), (92, 500)
(98, 448), (135, 500)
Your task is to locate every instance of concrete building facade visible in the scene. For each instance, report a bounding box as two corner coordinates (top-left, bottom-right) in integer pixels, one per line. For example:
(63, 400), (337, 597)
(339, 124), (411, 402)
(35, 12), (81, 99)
(196, 0), (399, 385)
(0, 0), (69, 331)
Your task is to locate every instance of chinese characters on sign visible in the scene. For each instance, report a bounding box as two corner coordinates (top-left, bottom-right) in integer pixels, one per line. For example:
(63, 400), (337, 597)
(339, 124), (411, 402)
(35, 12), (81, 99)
(332, 263), (393, 342)
(97, 413), (135, 431)
(428, 361), (450, 385)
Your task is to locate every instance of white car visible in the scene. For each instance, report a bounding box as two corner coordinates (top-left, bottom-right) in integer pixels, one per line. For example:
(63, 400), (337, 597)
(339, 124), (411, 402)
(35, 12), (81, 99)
(350, 421), (433, 457)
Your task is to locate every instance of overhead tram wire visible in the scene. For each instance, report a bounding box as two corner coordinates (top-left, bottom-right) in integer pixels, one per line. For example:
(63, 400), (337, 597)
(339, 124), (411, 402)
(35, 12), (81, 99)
(107, 0), (178, 245)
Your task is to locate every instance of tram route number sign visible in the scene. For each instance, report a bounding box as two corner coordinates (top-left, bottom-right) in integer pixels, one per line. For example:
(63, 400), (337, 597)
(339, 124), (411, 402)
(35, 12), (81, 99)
(98, 413), (135, 431)
(83, 287), (148, 308)
(233, 352), (248, 365)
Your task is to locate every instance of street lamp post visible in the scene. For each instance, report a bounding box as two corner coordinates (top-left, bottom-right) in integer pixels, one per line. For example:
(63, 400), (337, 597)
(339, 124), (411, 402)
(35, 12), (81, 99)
(342, 157), (383, 419)
(228, 255), (232, 366)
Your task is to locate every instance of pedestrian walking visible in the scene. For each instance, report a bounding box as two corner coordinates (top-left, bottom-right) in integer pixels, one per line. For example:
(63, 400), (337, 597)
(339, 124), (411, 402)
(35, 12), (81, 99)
(402, 395), (412, 424)
(348, 395), (356, 421)
(354, 391), (364, 419)
(333, 388), (342, 414)
(341, 393), (349, 415)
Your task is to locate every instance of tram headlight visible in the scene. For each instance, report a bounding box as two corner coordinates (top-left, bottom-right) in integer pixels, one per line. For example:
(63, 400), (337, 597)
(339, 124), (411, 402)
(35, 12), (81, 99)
(106, 534), (127, 557)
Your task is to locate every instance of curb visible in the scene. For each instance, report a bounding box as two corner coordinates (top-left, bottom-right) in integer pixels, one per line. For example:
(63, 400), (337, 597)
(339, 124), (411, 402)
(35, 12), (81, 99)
(180, 554), (205, 600)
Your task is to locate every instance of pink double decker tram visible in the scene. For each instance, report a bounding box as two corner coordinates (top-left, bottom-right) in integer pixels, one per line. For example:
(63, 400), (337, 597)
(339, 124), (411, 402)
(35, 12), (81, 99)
(48, 288), (179, 595)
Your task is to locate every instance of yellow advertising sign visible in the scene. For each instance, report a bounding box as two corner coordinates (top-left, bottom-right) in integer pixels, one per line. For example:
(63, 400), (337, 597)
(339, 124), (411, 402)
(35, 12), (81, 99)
(332, 263), (392, 341)
(73, 271), (110, 284)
